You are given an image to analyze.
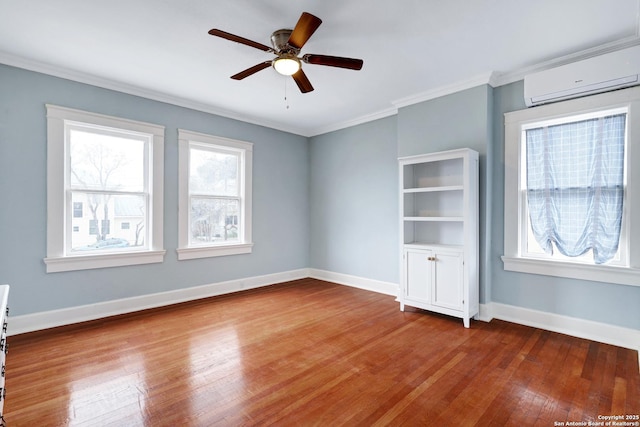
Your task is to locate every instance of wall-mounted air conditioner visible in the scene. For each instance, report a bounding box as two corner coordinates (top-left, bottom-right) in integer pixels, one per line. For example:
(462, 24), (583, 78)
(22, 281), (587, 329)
(523, 45), (640, 107)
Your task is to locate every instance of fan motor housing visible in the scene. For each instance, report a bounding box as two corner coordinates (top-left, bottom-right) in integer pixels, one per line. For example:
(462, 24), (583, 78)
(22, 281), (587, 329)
(271, 29), (298, 54)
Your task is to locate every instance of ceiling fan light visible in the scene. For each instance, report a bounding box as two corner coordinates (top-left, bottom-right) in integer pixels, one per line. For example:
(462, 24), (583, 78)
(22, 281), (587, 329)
(273, 56), (301, 76)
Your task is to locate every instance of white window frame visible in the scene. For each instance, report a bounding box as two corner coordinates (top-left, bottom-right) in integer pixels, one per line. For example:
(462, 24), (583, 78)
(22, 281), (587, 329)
(177, 129), (253, 260)
(502, 86), (640, 287)
(44, 105), (166, 273)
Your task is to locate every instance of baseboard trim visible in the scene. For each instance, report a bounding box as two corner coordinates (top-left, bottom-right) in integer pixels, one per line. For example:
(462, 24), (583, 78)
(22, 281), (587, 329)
(481, 302), (640, 362)
(308, 269), (400, 297)
(8, 269), (639, 369)
(8, 269), (309, 336)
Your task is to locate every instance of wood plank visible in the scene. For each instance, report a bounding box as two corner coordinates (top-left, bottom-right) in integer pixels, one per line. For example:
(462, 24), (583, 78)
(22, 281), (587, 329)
(4, 279), (639, 426)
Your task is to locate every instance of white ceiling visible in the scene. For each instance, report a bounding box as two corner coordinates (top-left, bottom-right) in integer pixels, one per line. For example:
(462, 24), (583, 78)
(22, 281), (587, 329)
(1, 0), (639, 136)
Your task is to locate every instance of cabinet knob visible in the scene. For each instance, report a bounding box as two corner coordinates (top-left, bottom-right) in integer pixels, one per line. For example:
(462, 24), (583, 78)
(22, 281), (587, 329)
(427, 256), (436, 261)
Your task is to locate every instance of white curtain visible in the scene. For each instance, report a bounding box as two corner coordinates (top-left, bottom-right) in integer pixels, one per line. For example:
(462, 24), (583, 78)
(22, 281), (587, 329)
(525, 113), (626, 264)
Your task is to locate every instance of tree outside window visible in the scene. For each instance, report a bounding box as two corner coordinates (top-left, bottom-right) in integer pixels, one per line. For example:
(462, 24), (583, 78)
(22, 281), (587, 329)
(177, 129), (253, 260)
(68, 127), (147, 252)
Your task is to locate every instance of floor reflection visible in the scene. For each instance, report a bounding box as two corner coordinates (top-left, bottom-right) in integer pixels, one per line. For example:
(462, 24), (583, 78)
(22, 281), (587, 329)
(187, 326), (245, 417)
(62, 323), (245, 425)
(66, 352), (147, 426)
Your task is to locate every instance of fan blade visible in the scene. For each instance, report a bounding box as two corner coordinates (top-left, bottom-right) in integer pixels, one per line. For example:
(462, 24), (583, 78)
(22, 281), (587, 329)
(287, 12), (322, 50)
(231, 61), (272, 80)
(292, 69), (314, 93)
(208, 29), (273, 52)
(303, 54), (363, 70)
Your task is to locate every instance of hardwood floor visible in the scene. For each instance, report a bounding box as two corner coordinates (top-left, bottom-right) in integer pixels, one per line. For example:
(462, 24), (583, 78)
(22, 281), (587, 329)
(4, 278), (639, 426)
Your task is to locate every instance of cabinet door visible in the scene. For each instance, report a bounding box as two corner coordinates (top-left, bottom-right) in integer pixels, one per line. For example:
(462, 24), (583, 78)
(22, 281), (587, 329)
(431, 250), (463, 311)
(405, 249), (431, 304)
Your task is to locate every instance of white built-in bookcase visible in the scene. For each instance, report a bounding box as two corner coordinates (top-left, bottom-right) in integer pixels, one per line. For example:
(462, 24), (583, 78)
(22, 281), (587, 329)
(399, 148), (479, 327)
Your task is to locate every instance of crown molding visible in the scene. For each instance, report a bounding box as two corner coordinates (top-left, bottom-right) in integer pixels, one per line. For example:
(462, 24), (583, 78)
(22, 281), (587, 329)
(307, 72), (499, 136)
(0, 51), (310, 137)
(491, 35), (640, 87)
(307, 106), (399, 137)
(391, 72), (497, 109)
(3, 35), (640, 138)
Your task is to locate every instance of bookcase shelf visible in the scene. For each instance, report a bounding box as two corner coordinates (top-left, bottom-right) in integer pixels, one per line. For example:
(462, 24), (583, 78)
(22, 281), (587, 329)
(403, 185), (464, 193)
(403, 217), (464, 222)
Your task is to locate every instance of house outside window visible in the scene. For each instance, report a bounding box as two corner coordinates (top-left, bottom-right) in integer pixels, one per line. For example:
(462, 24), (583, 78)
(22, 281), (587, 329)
(177, 129), (253, 260)
(502, 86), (640, 286)
(44, 105), (166, 272)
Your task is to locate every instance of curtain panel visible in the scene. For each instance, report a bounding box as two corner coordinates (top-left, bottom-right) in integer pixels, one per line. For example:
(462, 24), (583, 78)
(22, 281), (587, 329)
(525, 114), (626, 264)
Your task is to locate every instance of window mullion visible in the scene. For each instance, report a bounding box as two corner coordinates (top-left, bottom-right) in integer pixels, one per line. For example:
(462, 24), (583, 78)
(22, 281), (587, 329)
(189, 194), (240, 201)
(69, 189), (148, 197)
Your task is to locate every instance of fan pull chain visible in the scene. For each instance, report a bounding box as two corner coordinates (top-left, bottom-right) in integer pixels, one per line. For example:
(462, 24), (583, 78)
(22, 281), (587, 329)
(284, 77), (290, 109)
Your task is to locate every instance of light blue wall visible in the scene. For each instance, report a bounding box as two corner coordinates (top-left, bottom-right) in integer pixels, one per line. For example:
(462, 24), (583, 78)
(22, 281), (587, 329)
(309, 117), (399, 284)
(0, 64), (310, 316)
(397, 86), (491, 157)
(491, 81), (640, 330)
(2, 63), (637, 331)
(397, 85), (493, 304)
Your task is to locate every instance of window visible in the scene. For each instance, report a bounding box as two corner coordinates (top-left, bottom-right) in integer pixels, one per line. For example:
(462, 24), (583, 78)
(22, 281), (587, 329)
(502, 86), (640, 286)
(44, 105), (166, 272)
(177, 129), (253, 260)
(72, 202), (83, 218)
(524, 110), (626, 265)
(89, 219), (99, 236)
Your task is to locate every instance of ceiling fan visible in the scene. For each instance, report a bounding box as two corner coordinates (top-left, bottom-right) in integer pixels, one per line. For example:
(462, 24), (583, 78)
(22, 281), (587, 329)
(208, 12), (363, 93)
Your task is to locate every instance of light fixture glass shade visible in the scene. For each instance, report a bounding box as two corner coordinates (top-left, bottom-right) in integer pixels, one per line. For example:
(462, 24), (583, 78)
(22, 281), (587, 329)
(273, 57), (301, 76)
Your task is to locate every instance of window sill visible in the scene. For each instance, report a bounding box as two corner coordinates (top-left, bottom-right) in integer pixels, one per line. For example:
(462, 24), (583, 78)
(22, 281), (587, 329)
(501, 256), (640, 287)
(176, 243), (253, 260)
(44, 250), (166, 273)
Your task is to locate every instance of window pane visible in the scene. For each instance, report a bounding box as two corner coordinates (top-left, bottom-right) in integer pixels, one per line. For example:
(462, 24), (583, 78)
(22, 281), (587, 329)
(190, 198), (240, 245)
(69, 129), (146, 192)
(70, 192), (146, 253)
(73, 202), (83, 218)
(189, 148), (239, 196)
